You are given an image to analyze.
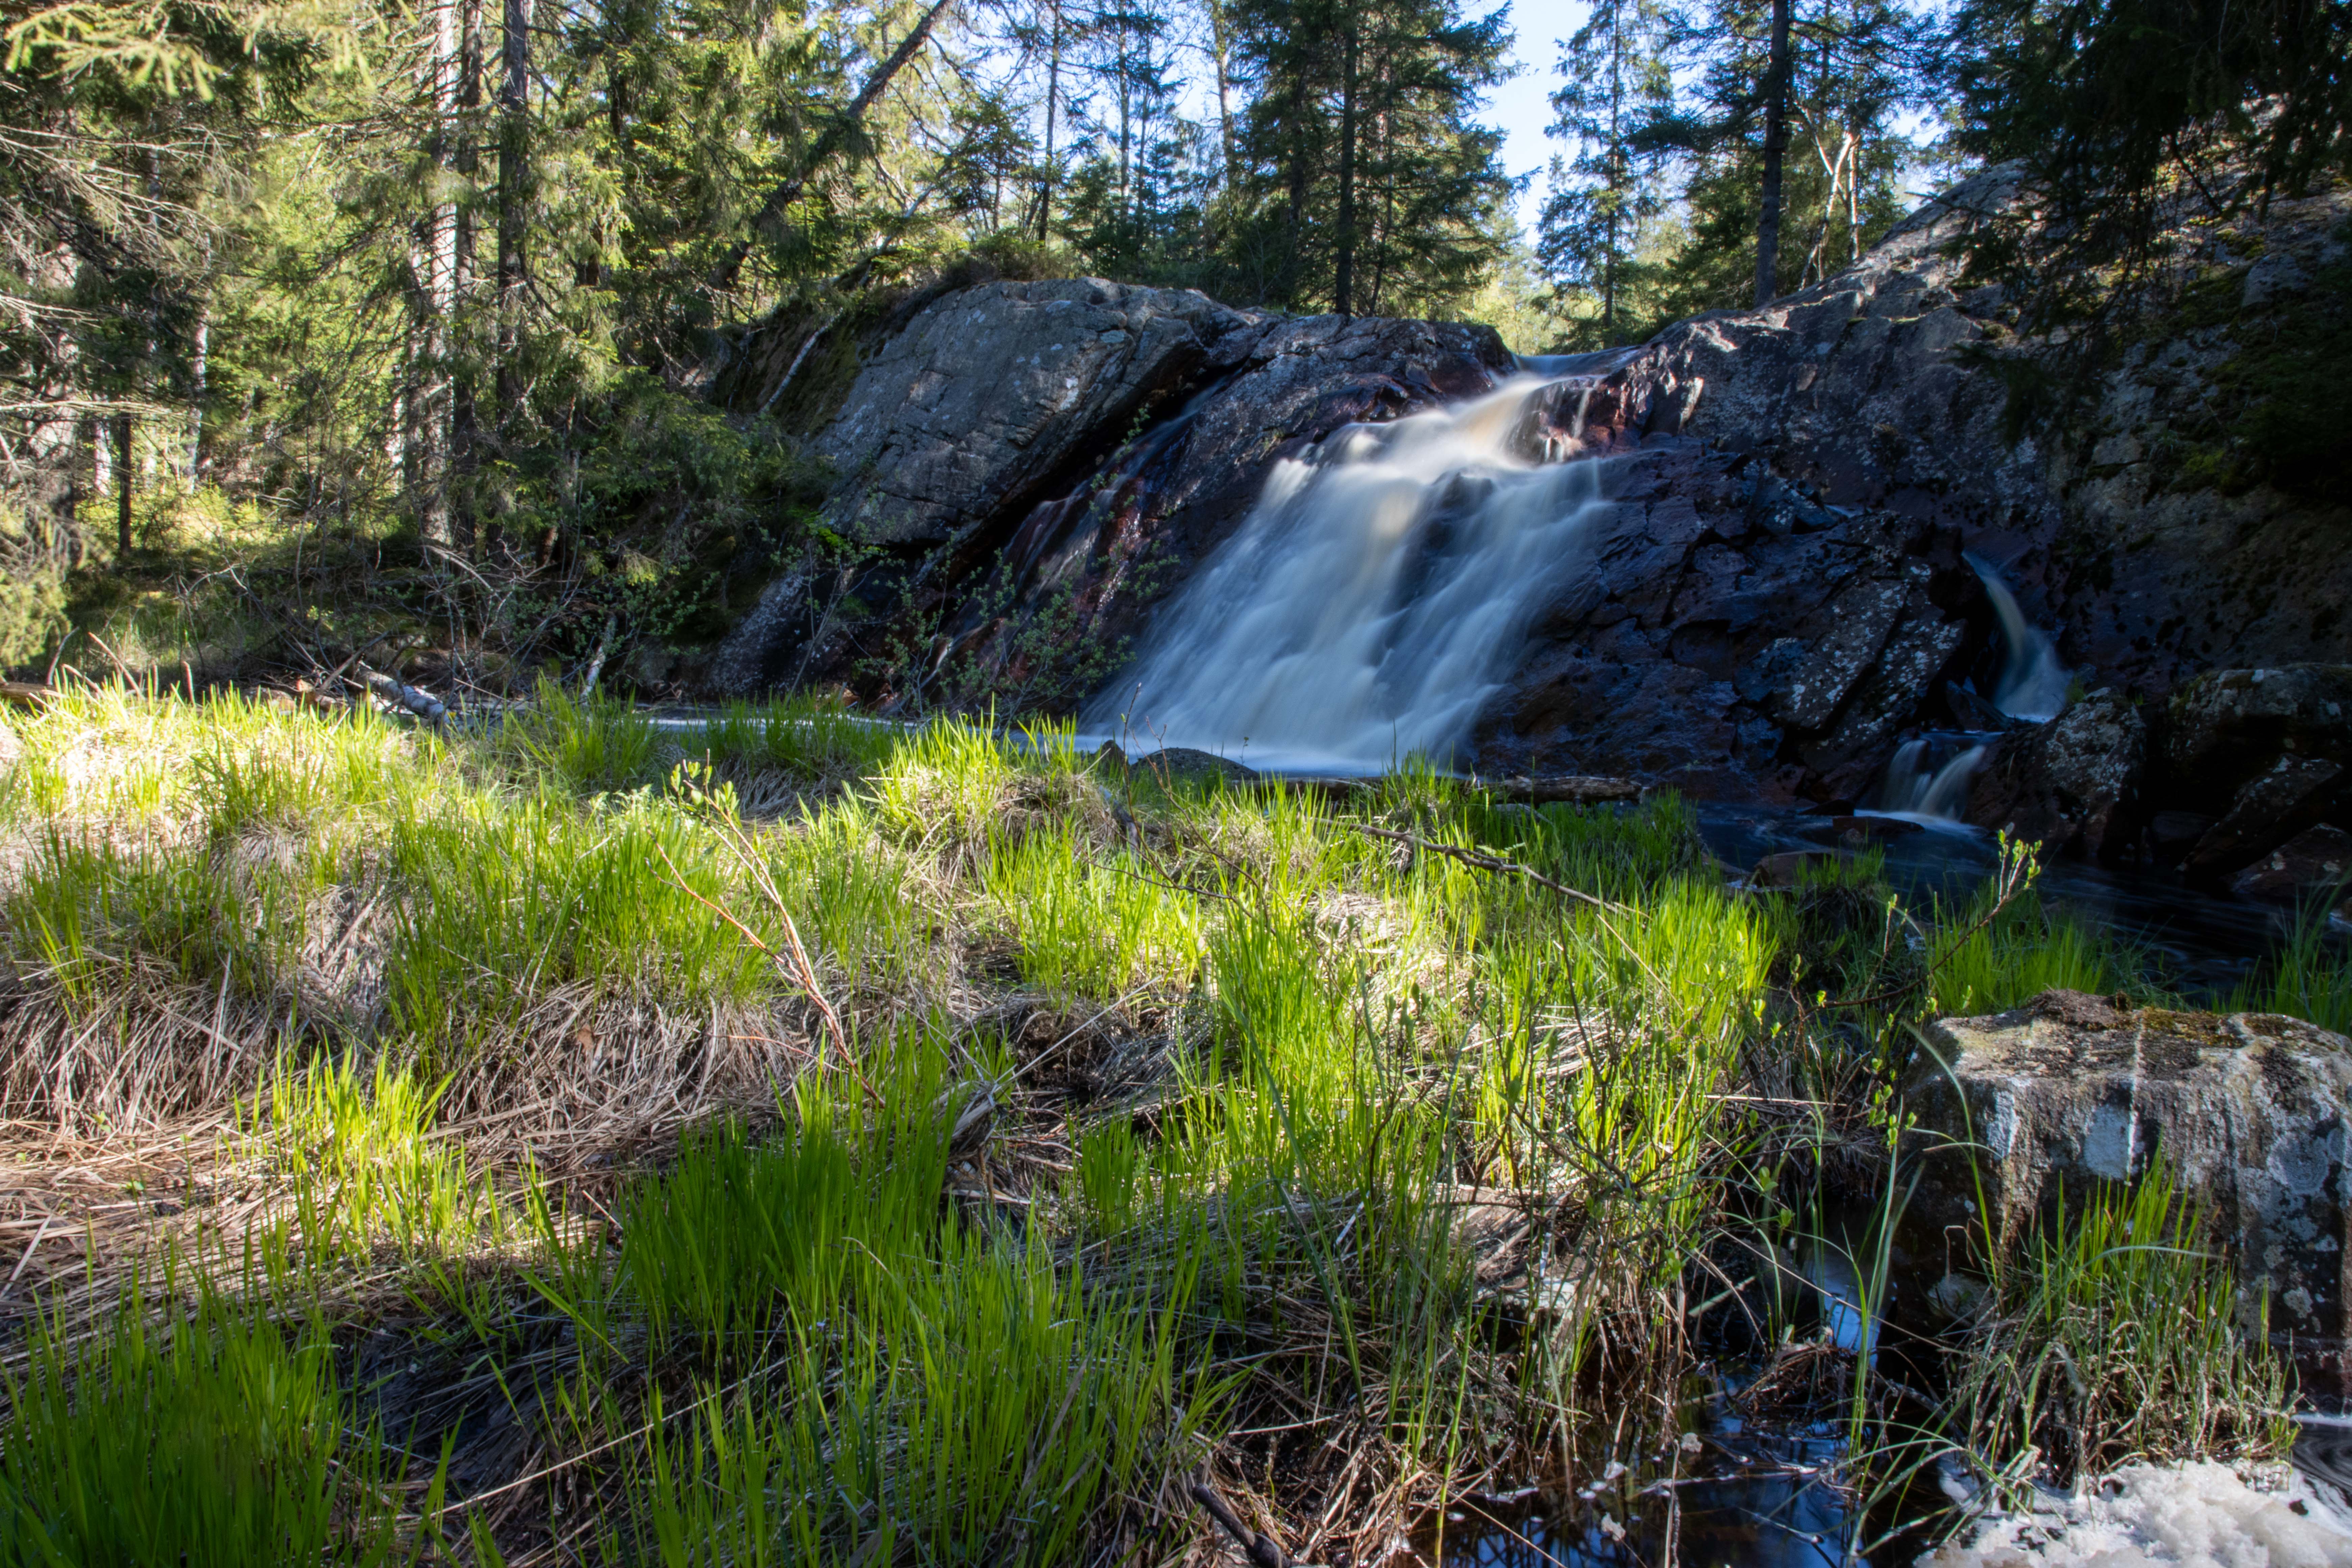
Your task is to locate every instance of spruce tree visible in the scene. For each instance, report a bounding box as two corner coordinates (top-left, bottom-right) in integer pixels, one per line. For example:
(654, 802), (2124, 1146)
(1539, 0), (1675, 342)
(1222, 0), (1511, 316)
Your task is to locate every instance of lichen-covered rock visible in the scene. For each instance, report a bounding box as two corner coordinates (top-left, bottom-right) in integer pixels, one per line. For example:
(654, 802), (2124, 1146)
(810, 279), (1263, 549)
(2185, 754), (2347, 879)
(1963, 688), (2147, 858)
(1586, 173), (2352, 701)
(1906, 989), (2352, 1354)
(2163, 664), (2352, 800)
(2125, 664), (2352, 876)
(708, 170), (2349, 801)
(2229, 824), (2352, 908)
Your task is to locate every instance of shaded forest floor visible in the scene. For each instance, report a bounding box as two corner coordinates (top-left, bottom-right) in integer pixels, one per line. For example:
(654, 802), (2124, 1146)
(0, 687), (2326, 1564)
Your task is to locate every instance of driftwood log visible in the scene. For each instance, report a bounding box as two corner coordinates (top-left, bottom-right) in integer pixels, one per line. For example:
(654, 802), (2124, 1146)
(361, 670), (448, 727)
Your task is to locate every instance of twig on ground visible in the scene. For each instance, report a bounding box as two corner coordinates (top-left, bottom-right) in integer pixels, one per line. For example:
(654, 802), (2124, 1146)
(1190, 1477), (1289, 1568)
(1343, 823), (1615, 912)
(651, 835), (876, 1107)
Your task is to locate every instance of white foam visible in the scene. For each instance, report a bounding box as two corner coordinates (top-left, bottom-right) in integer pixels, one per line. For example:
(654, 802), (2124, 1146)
(1918, 1462), (2352, 1568)
(1083, 374), (1618, 770)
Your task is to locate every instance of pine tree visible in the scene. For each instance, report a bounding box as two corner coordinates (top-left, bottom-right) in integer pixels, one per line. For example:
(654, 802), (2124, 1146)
(1221, 0), (1511, 316)
(1627, 0), (1932, 323)
(1538, 0), (1674, 342)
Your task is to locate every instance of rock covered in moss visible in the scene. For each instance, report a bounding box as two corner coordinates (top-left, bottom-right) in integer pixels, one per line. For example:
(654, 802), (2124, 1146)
(1906, 988), (2352, 1353)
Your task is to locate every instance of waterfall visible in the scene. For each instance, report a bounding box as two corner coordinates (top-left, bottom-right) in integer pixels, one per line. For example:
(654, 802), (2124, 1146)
(1869, 556), (2073, 821)
(1966, 551), (2070, 721)
(1871, 735), (1991, 819)
(1084, 371), (1618, 773)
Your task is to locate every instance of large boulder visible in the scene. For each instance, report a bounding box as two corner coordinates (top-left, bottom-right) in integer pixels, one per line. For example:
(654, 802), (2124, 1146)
(1587, 173), (2352, 702)
(711, 285), (1515, 701)
(806, 279), (1261, 549)
(2138, 664), (2352, 880)
(704, 171), (2351, 801)
(1963, 688), (2147, 859)
(2163, 664), (2352, 801)
(1473, 442), (1980, 801)
(1907, 989), (2352, 1359)
(2229, 824), (2352, 910)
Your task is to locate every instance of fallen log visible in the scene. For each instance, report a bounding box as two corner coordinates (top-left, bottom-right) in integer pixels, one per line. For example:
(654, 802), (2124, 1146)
(0, 681), (55, 708)
(361, 670), (448, 728)
(1476, 773), (1643, 804)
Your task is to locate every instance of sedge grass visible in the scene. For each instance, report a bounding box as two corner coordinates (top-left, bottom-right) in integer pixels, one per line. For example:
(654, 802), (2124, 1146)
(0, 1287), (437, 1567)
(0, 686), (2333, 1565)
(2231, 890), (2352, 1033)
(1944, 1160), (2294, 1490)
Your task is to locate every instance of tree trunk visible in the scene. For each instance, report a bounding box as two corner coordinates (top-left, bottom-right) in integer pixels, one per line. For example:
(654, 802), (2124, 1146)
(409, 0), (460, 545)
(1207, 0), (1237, 189)
(451, 0), (483, 549)
(1753, 0), (1791, 307)
(1037, 0), (1060, 239)
(1280, 57), (1310, 307)
(114, 413), (133, 561)
(495, 0), (532, 414)
(1333, 20), (1359, 317)
(187, 307), (208, 483)
(26, 401), (79, 568)
(708, 0), (957, 293)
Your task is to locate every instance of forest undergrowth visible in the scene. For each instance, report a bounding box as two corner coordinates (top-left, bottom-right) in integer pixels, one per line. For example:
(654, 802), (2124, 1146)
(0, 685), (2324, 1565)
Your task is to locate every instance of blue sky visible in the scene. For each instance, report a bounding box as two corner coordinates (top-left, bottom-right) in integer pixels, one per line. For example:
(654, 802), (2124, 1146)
(1489, 3), (1573, 236)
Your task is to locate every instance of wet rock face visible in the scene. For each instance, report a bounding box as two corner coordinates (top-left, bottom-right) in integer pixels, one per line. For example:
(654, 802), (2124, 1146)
(1586, 171), (2352, 702)
(1907, 989), (2352, 1357)
(1964, 689), (2146, 858)
(2230, 825), (2352, 910)
(2083, 663), (2352, 887)
(708, 170), (2346, 805)
(2163, 664), (2352, 800)
(1473, 441), (1980, 801)
(710, 284), (1515, 701)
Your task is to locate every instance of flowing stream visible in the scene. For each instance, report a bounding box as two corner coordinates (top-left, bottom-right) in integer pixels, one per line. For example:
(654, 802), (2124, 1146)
(1081, 366), (1619, 772)
(1869, 555), (2073, 822)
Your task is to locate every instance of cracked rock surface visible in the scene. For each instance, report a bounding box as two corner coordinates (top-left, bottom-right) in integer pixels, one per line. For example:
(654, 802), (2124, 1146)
(709, 170), (2350, 811)
(1909, 989), (2352, 1359)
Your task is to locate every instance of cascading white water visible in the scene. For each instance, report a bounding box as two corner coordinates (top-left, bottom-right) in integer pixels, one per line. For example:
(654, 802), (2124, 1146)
(1967, 551), (2071, 721)
(1870, 556), (2074, 820)
(1084, 373), (1615, 772)
(1872, 736), (1992, 818)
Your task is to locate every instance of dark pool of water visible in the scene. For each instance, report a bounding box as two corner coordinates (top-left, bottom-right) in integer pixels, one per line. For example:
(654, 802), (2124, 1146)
(1695, 803), (2309, 998)
(1421, 1209), (1957, 1568)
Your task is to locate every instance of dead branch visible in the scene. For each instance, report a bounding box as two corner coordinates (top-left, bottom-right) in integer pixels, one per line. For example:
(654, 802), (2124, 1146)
(1190, 1477), (1288, 1568)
